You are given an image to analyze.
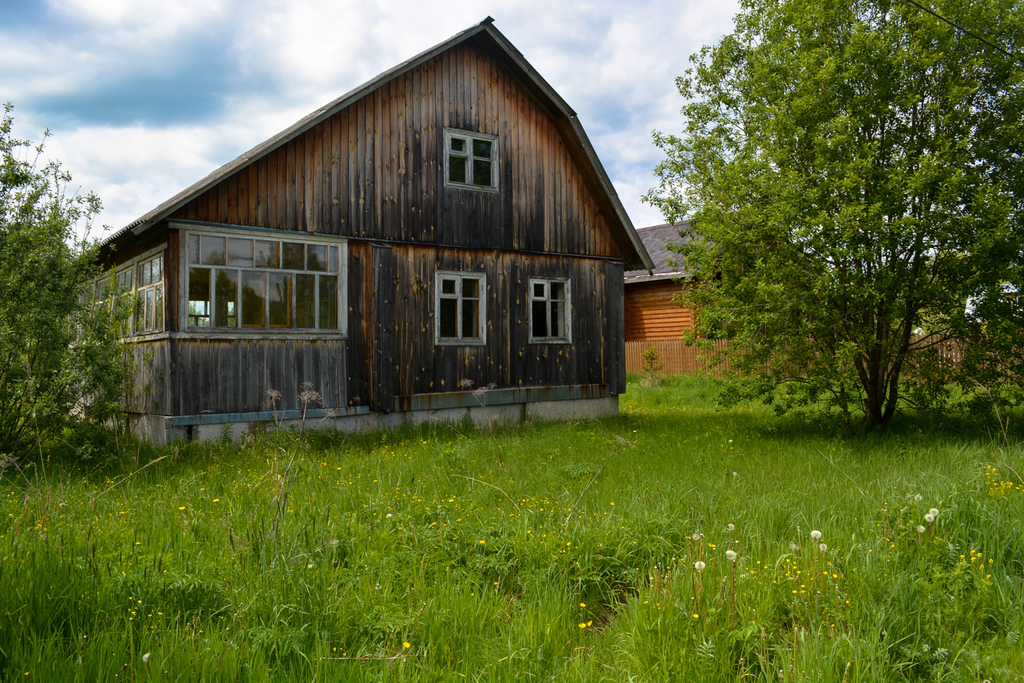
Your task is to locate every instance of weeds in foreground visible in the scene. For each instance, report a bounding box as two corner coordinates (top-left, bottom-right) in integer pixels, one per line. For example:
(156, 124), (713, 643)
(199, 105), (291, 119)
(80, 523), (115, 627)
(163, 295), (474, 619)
(0, 376), (1022, 682)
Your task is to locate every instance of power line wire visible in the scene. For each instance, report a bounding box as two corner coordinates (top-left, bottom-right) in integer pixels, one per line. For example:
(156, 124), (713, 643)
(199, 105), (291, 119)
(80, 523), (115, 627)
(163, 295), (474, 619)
(899, 0), (1023, 64)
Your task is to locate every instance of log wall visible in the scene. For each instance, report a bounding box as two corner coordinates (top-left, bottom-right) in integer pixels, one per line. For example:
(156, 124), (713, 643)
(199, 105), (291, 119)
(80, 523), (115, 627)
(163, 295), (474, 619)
(624, 280), (694, 341)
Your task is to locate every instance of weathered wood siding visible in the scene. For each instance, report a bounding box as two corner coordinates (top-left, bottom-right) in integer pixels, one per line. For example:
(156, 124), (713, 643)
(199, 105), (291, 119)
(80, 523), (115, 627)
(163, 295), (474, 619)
(364, 245), (624, 404)
(167, 44), (622, 261)
(157, 339), (348, 415)
(624, 280), (694, 341)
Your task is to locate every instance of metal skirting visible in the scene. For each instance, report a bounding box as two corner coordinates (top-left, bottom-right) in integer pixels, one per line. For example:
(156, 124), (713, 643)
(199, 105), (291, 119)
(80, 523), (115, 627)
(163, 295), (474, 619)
(393, 384), (608, 413)
(169, 406), (370, 427)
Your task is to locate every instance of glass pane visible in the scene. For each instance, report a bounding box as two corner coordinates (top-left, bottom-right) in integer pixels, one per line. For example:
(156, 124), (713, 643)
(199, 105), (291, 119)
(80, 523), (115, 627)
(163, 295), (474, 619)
(241, 271), (266, 327)
(140, 261), (151, 286)
(450, 137), (465, 152)
(189, 234), (200, 264)
(441, 278), (457, 295)
(473, 159), (491, 186)
(152, 257), (162, 283)
(473, 139), (491, 158)
(550, 300), (564, 338)
(227, 238), (254, 267)
(551, 281), (565, 301)
(296, 274), (316, 328)
(448, 156), (466, 184)
(439, 298), (457, 338)
(254, 240), (279, 268)
(118, 270), (132, 290)
(154, 284), (164, 330)
(462, 277), (478, 298)
(188, 267), (211, 327)
(532, 300), (548, 338)
(201, 235), (226, 265)
(533, 282), (546, 298)
(307, 245), (327, 272)
(145, 289), (154, 331)
(282, 242), (304, 270)
(329, 246), (338, 273)
(214, 270), (238, 328)
(269, 273), (293, 328)
(318, 275), (338, 329)
(461, 299), (478, 339)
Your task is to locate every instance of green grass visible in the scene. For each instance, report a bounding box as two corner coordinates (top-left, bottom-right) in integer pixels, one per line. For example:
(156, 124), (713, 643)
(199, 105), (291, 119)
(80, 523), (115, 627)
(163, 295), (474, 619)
(1, 375), (1022, 682)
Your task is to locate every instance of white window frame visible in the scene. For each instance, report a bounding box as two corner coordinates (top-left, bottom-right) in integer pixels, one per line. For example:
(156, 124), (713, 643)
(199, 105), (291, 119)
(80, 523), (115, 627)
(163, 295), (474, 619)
(181, 226), (347, 337)
(443, 128), (498, 192)
(135, 253), (165, 334)
(435, 271), (487, 346)
(528, 277), (571, 344)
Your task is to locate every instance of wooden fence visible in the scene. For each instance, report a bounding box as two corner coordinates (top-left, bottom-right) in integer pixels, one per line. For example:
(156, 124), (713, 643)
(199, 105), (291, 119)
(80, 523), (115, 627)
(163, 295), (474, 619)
(625, 339), (731, 377)
(625, 335), (965, 377)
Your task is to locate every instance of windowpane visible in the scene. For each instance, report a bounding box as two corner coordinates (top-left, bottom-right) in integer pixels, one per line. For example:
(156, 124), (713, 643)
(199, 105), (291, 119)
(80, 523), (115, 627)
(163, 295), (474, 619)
(441, 278), (457, 295)
(189, 234), (201, 264)
(534, 282), (546, 298)
(154, 284), (164, 330)
(329, 246), (338, 273)
(269, 273), (293, 328)
(473, 139), (491, 158)
(449, 157), (466, 184)
(201, 236), (226, 265)
(532, 300), (548, 338)
(450, 137), (465, 152)
(296, 274), (316, 328)
(214, 270), (238, 328)
(188, 267), (211, 327)
(472, 159), (491, 186)
(307, 245), (327, 272)
(551, 282), (565, 301)
(282, 242), (304, 270)
(461, 299), (478, 338)
(550, 300), (564, 337)
(318, 275), (338, 329)
(145, 289), (155, 331)
(254, 240), (279, 268)
(462, 278), (478, 298)
(140, 261), (151, 286)
(241, 272), (266, 327)
(152, 257), (162, 283)
(439, 298), (458, 338)
(228, 238), (254, 267)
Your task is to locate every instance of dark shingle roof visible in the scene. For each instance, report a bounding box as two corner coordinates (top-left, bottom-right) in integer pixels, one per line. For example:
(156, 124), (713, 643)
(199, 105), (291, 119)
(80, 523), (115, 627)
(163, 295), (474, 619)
(624, 221), (690, 282)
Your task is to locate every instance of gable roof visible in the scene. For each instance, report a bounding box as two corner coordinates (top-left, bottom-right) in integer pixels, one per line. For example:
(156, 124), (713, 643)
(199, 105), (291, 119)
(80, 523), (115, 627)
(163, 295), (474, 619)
(624, 221), (691, 283)
(102, 17), (654, 272)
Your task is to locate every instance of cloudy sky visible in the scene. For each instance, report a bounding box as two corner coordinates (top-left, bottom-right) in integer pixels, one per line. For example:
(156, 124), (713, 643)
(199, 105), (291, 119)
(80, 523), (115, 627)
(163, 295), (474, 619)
(1, 0), (740, 238)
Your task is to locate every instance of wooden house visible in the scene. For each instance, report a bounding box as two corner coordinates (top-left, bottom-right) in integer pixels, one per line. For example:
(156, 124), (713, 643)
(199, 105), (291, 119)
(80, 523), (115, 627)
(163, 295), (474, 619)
(98, 18), (654, 443)
(624, 222), (693, 341)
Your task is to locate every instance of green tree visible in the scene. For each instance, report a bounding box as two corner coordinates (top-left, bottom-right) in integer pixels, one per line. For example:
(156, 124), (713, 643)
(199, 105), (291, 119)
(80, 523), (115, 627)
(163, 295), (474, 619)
(0, 104), (132, 460)
(647, 0), (1024, 426)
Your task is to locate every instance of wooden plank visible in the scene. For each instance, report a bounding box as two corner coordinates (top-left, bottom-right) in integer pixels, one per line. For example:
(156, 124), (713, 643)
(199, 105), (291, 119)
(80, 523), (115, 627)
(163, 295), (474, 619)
(286, 140), (297, 231)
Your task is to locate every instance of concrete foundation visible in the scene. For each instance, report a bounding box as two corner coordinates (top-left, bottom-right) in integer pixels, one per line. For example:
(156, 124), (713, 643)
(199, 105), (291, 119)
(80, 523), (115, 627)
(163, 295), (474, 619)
(129, 391), (619, 445)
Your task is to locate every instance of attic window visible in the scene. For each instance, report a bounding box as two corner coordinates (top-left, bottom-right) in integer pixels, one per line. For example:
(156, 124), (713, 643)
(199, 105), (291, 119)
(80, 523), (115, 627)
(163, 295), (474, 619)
(445, 129), (497, 191)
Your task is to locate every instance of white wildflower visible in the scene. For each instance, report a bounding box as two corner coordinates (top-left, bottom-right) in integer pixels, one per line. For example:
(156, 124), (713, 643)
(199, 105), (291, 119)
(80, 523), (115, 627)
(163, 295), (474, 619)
(694, 561), (706, 571)
(810, 530), (822, 540)
(727, 523), (735, 532)
(142, 653), (150, 664)
(917, 526), (926, 534)
(929, 508), (939, 517)
(925, 513), (935, 523)
(819, 543), (827, 553)
(726, 550), (737, 562)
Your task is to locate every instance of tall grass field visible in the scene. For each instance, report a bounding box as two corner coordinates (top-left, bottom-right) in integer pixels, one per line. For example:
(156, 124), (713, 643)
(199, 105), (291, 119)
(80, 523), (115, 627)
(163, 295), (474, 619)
(1, 376), (1022, 681)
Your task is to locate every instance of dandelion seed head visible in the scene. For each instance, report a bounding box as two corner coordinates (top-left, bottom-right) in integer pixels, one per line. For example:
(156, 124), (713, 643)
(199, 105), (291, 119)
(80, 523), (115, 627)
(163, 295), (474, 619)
(694, 561), (705, 571)
(726, 550), (737, 562)
(819, 543), (827, 553)
(925, 513), (935, 523)
(810, 530), (822, 540)
(727, 523), (735, 532)
(914, 494), (922, 502)
(142, 653), (150, 664)
(917, 525), (925, 534)
(929, 508), (939, 517)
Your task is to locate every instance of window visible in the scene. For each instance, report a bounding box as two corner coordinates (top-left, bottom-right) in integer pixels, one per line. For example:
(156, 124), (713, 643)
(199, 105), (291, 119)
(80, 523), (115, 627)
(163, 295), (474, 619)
(435, 272), (486, 344)
(444, 129), (497, 190)
(529, 278), (571, 343)
(186, 232), (343, 332)
(135, 255), (164, 333)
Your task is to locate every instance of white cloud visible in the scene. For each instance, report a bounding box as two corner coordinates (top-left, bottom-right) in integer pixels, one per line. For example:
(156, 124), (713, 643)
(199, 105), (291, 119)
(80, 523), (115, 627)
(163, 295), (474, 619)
(3, 0), (740, 232)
